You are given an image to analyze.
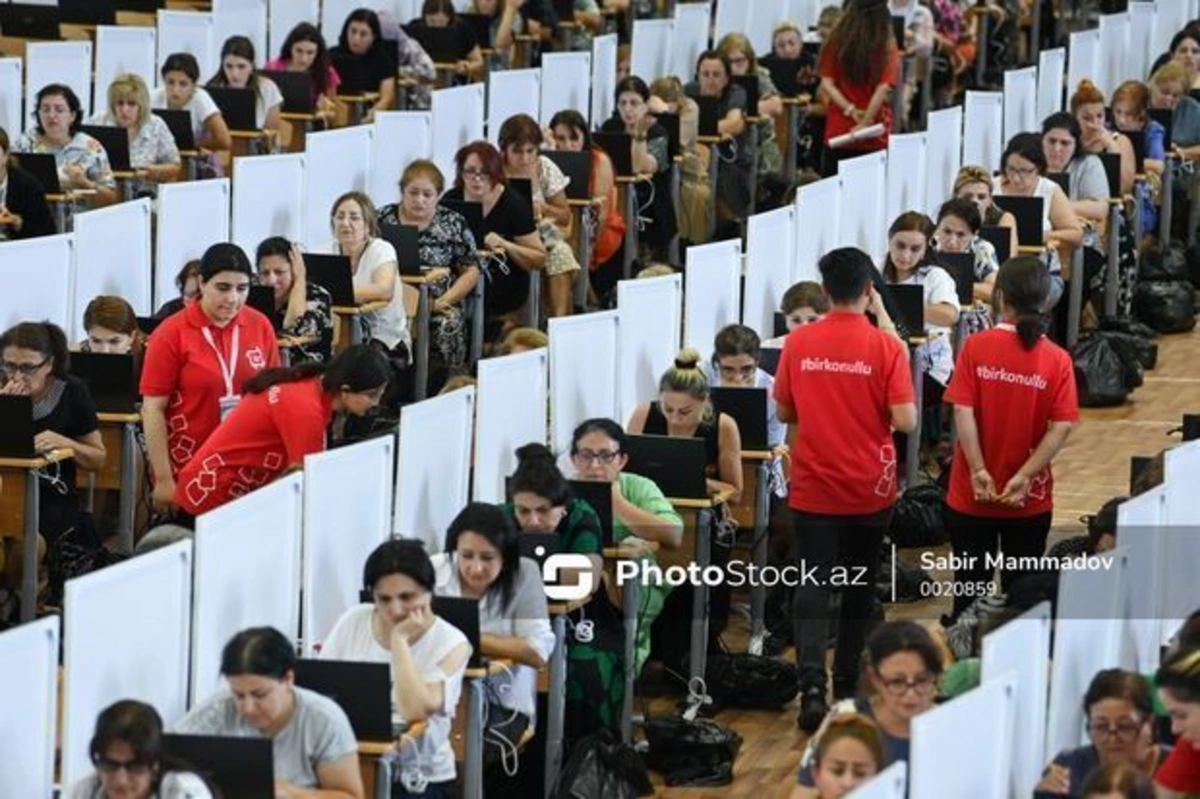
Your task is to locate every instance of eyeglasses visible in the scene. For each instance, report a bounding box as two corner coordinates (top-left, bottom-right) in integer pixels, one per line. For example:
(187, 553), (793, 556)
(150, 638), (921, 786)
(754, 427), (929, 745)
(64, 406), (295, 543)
(718, 364), (757, 379)
(1004, 165), (1038, 179)
(1, 357), (49, 375)
(877, 673), (938, 697)
(461, 168), (489, 180)
(333, 213), (363, 223)
(1087, 719), (1144, 742)
(572, 449), (621, 465)
(93, 756), (152, 776)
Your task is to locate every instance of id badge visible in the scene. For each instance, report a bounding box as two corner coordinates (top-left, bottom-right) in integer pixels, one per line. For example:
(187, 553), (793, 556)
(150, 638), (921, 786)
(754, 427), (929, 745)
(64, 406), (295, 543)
(218, 394), (241, 422)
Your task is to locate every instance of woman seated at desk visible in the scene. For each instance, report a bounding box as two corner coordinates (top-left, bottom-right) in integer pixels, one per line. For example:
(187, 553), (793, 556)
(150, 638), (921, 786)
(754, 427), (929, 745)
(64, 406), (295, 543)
(150, 53), (232, 166)
(88, 73), (181, 197)
(954, 164), (1020, 266)
(256, 237), (333, 363)
(407, 0), (485, 78)
(330, 9), (398, 122)
(321, 539), (471, 799)
(0, 126), (55, 240)
(15, 84), (118, 208)
(206, 36), (283, 137)
(548, 109), (625, 272)
(266, 22), (341, 116)
(468, 0), (523, 67)
(80, 295), (145, 364)
(685, 51), (752, 226)
(153, 260), (200, 320)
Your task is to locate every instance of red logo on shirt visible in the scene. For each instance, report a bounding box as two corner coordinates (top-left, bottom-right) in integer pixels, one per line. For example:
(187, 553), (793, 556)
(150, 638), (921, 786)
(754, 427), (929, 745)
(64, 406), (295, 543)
(246, 347), (266, 370)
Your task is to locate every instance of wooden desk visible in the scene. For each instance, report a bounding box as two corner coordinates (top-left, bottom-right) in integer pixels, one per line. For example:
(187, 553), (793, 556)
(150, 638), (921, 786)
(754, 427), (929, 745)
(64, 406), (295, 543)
(696, 135), (729, 238)
(277, 334), (319, 366)
(0, 449), (73, 622)
(335, 93), (381, 126)
(331, 302), (387, 355)
(357, 720), (425, 799)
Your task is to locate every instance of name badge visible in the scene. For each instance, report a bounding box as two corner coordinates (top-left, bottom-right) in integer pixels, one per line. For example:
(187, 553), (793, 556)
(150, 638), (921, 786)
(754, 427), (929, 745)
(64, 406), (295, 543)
(218, 394), (241, 422)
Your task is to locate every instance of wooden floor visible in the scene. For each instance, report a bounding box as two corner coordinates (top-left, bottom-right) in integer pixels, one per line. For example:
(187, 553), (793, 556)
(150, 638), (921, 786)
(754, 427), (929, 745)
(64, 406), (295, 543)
(647, 325), (1200, 799)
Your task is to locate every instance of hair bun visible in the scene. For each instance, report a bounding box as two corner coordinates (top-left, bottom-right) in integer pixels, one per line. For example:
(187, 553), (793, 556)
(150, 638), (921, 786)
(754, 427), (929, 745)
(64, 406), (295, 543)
(673, 347), (702, 371)
(515, 442), (555, 465)
(674, 357), (697, 369)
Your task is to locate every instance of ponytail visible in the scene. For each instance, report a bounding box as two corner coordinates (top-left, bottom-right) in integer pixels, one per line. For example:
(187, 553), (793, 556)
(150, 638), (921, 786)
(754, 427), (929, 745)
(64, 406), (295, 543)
(242, 361), (325, 394)
(994, 257), (1050, 351)
(1014, 314), (1045, 349)
(242, 344), (390, 395)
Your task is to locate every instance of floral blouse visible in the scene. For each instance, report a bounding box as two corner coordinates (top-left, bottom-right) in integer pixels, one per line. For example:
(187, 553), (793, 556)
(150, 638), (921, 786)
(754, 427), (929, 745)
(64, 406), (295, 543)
(278, 281), (334, 364)
(86, 112), (180, 169)
(13, 130), (116, 190)
(377, 204), (478, 286)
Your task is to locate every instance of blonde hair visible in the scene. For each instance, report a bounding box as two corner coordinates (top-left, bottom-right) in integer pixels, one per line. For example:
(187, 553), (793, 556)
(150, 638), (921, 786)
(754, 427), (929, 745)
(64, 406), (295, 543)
(498, 326), (548, 353)
(107, 73), (151, 128)
(439, 375), (477, 395)
(330, 191), (381, 239)
(658, 347), (712, 422)
(773, 20), (803, 39)
(717, 32), (758, 70)
(1151, 60), (1190, 88)
(954, 164), (994, 195)
(636, 263), (676, 279)
(649, 76), (686, 105)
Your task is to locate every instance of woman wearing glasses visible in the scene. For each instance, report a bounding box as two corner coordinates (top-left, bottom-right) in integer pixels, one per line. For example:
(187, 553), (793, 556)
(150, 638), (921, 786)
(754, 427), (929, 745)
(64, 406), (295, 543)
(1036, 670), (1168, 797)
(330, 191), (407, 361)
(705, 324), (787, 450)
(67, 700), (213, 799)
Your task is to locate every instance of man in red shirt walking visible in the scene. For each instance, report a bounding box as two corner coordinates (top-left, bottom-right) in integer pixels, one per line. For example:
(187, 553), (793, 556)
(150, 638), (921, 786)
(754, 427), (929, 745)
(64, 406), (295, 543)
(775, 247), (917, 733)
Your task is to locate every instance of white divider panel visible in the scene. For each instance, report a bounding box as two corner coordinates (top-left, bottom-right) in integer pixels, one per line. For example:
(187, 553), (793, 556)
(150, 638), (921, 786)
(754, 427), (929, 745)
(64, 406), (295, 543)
(474, 349), (550, 503)
(549, 311), (619, 452)
(683, 240), (742, 359)
(488, 69), (541, 144)
(1119, 486), (1168, 674)
(848, 762), (907, 799)
(0, 234), (74, 331)
(320, 0), (362, 46)
(631, 20), (675, 87)
(1096, 13), (1129, 97)
(432, 84), (485, 184)
(191, 475), (303, 705)
(1066, 30), (1099, 107)
(745, 2), (785, 55)
(1003, 67), (1038, 144)
(1155, 0), (1190, 56)
(836, 151), (887, 261)
(0, 58), (20, 135)
(963, 91), (1004, 174)
(63, 542), (193, 787)
(617, 274), (683, 424)
(744, 205), (796, 338)
(303, 126), (372, 249)
(394, 388), (476, 550)
(213, 0), (268, 71)
(73, 199), (153, 341)
(910, 675), (1017, 799)
(157, 11), (216, 82)
(370, 112), (432, 206)
(712, 1), (748, 55)
(672, 3), (712, 82)
(231, 153), (305, 261)
(95, 27), (157, 105)
(1036, 48), (1066, 122)
(0, 617), (59, 799)
(156, 179), (230, 309)
(794, 177), (840, 283)
(1128, 2), (1157, 87)
(269, 0), (320, 61)
(26, 42), (93, 119)
(785, 0), (821, 32)
(540, 52), (591, 126)
(592, 34), (618, 127)
(925, 106), (962, 217)
(1046, 546), (1131, 760)
(981, 602), (1052, 799)
(1162, 442), (1200, 624)
(886, 133), (928, 224)
(302, 437), (395, 654)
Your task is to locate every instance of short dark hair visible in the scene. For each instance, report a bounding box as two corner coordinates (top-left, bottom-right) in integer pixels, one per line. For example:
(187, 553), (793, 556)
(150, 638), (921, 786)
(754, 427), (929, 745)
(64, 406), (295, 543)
(255, 236), (292, 266)
(444, 502), (521, 611)
(33, 84), (83, 136)
(712, 324), (761, 362)
(1078, 764), (1156, 799)
(780, 281), (829, 315)
(818, 247), (875, 303)
(363, 538), (436, 594)
(614, 75), (650, 105)
(861, 621), (944, 697)
(219, 627), (295, 680)
(498, 113), (543, 152)
(570, 417), (626, 454)
(1082, 668), (1153, 718)
(0, 321), (70, 377)
(199, 242), (254, 282)
(936, 197), (982, 232)
(88, 700), (166, 769)
(1003, 132), (1048, 176)
(175, 259), (201, 294)
(1041, 111), (1084, 161)
(160, 52), (201, 83)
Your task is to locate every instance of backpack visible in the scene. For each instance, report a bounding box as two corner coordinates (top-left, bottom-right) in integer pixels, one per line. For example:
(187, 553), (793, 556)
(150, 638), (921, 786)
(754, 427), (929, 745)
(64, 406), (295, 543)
(704, 653), (799, 710)
(889, 483), (947, 548)
(551, 729), (654, 799)
(642, 715), (742, 787)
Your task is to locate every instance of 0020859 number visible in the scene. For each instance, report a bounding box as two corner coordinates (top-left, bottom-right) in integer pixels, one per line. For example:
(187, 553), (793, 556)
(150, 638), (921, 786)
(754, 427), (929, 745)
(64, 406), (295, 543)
(919, 579), (1000, 598)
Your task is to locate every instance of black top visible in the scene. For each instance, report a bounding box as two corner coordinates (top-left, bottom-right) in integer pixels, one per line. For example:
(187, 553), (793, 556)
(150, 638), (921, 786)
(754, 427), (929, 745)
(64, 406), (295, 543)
(35, 375), (100, 539)
(154, 298), (185, 320)
(329, 44), (397, 93)
(644, 401), (721, 476)
(4, 165), (56, 240)
(442, 185), (535, 317)
(405, 19), (477, 61)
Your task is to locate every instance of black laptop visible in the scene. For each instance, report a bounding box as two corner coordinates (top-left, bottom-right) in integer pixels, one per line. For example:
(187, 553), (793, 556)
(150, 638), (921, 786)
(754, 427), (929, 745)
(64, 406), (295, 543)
(991, 195), (1044, 247)
(136, 315), (164, 336)
(978, 224), (1011, 264)
(79, 125), (132, 172)
(407, 25), (461, 63)
(152, 108), (197, 151)
(569, 479), (613, 547)
(69, 353), (137, 414)
(439, 198), (487, 247)
(759, 346), (782, 376)
(161, 735), (273, 799)
(379, 223), (423, 275)
(710, 387), (769, 451)
(696, 96), (721, 137)
(60, 0), (116, 25)
(891, 15), (907, 50)
(0, 4), (61, 40)
(0, 395), (36, 458)
(759, 55), (802, 98)
(432, 596), (484, 669)
(1148, 108), (1173, 149)
(592, 131), (633, 177)
(890, 284), (925, 336)
(331, 53), (371, 95)
(507, 177), (534, 218)
(208, 87), (257, 131)
(933, 251), (976, 305)
(773, 311), (788, 338)
(543, 150), (592, 201)
(518, 531), (560, 571)
(1098, 151), (1121, 198)
(1044, 172), (1069, 194)
(261, 69), (314, 114)
(623, 434), (708, 500)
(293, 659), (393, 742)
(732, 75), (759, 118)
(304, 254), (356, 307)
(246, 285), (279, 328)
(17, 153), (64, 194)
(1182, 413), (1200, 442)
(1129, 455), (1154, 494)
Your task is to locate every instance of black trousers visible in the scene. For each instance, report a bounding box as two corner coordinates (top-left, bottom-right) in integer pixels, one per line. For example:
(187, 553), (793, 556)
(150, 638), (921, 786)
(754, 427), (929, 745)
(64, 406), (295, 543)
(945, 507), (1053, 618)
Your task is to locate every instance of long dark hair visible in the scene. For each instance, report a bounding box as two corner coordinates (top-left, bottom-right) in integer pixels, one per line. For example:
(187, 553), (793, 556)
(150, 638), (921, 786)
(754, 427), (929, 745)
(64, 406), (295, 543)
(1041, 111), (1084, 164)
(363, 538), (436, 595)
(241, 344), (389, 395)
(0, 321), (70, 377)
(208, 36), (262, 97)
(279, 22), (332, 95)
(548, 109), (595, 149)
(825, 0), (893, 88)
(444, 502), (521, 612)
(994, 256), (1049, 349)
(511, 442), (573, 508)
(338, 8), (383, 53)
(882, 211), (935, 283)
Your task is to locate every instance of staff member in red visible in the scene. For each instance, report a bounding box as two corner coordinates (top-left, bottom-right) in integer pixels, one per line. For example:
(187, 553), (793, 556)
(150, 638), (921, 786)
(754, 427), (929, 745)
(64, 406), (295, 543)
(943, 256), (1078, 620)
(774, 246), (917, 734)
(174, 344), (389, 516)
(140, 243), (280, 514)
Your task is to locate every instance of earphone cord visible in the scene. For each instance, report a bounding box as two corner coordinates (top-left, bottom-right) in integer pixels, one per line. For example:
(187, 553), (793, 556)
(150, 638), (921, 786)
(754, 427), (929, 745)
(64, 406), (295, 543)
(482, 661), (522, 777)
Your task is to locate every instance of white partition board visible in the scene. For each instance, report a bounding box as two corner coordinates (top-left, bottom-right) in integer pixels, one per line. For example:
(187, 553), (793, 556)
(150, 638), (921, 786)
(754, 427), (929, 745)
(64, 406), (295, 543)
(886, 133), (928, 225)
(744, 1), (784, 55)
(73, 199), (153, 341)
(0, 234), (74, 332)
(0, 617), (59, 799)
(303, 126), (372, 249)
(1096, 13), (1129, 97)
(785, 0), (821, 32)
(1066, 31), (1099, 110)
(1003, 67), (1038, 143)
(540, 52), (591, 126)
(1128, 2), (1156, 86)
(981, 601), (1052, 799)
(394, 388), (476, 551)
(26, 41), (94, 119)
(683, 240), (742, 360)
(1037, 48), (1066, 122)
(925, 106), (963, 214)
(963, 91), (1004, 174)
(910, 675), (1017, 799)
(63, 542), (193, 788)
(549, 311), (619, 453)
(591, 34), (618, 127)
(836, 151), (886, 260)
(231, 153), (305, 262)
(794, 178), (839, 284)
(847, 762), (907, 799)
(618, 274), (683, 423)
(157, 11), (216, 83)
(672, 3), (711, 83)
(320, 0), (362, 48)
(1162, 442), (1200, 624)
(744, 205), (796, 339)
(488, 69), (541, 144)
(1119, 486), (1168, 674)
(1155, 0), (1188, 56)
(631, 19), (675, 88)
(432, 84), (485, 184)
(156, 179), (230, 308)
(303, 436), (395, 654)
(191, 475), (303, 704)
(370, 112), (433, 206)
(0, 58), (21, 135)
(712, 1), (748, 54)
(474, 349), (550, 503)
(269, 0), (321, 61)
(95, 27), (157, 105)
(213, 0), (268, 75)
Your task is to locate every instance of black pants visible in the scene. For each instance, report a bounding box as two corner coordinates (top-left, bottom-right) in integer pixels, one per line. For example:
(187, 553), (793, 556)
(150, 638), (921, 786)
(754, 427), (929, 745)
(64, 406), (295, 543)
(791, 507), (890, 696)
(945, 507), (1053, 618)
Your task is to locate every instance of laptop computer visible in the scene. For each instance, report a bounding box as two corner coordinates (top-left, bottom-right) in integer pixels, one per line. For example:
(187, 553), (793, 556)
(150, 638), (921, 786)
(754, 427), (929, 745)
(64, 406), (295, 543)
(304, 254), (356, 307)
(891, 16), (907, 50)
(0, 4), (61, 40)
(710, 387), (769, 451)
(543, 150), (592, 201)
(60, 0), (116, 25)
(208, 87), (257, 131)
(1182, 413), (1200, 442)
(592, 131), (633, 177)
(623, 434), (708, 500)
(331, 53), (371, 95)
(293, 659), (393, 742)
(246, 285), (279, 329)
(759, 346), (782, 376)
(732, 75), (759, 118)
(69, 353), (137, 414)
(991, 195), (1044, 247)
(1127, 127), (1147, 174)
(507, 177), (534, 216)
(136, 315), (164, 336)
(379, 223), (423, 275)
(569, 479), (613, 547)
(978, 225), (1011, 264)
(1148, 108), (1172, 149)
(0, 396), (36, 459)
(889, 284), (925, 335)
(1129, 455), (1153, 494)
(260, 69), (314, 114)
(79, 125), (132, 172)
(696, 96), (721, 137)
(17, 153), (63, 194)
(759, 56), (802, 98)
(1097, 152), (1121, 198)
(439, 198), (487, 247)
(773, 312), (788, 338)
(407, 25), (461, 63)
(152, 109), (197, 151)
(933, 251), (976, 305)
(432, 595), (484, 668)
(518, 531), (560, 571)
(116, 0), (165, 11)
(1044, 172), (1069, 194)
(161, 735), (273, 799)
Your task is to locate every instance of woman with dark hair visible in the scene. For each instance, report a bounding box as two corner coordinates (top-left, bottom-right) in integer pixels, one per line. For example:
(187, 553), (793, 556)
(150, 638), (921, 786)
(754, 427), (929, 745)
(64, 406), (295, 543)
(321, 539), (471, 799)
(81, 296), (144, 356)
(933, 197), (999, 305)
(256, 236), (333, 363)
(67, 700), (212, 799)
(684, 52), (753, 223)
(1041, 111), (1111, 229)
(330, 8), (397, 121)
(177, 627), (363, 798)
(207, 36), (282, 133)
(265, 22), (341, 114)
(153, 260), (202, 320)
(409, 0), (484, 77)
(172, 345), (388, 515)
(707, 324), (787, 449)
(549, 109), (624, 270)
(14, 84), (117, 206)
(149, 53), (231, 155)
(942, 256), (1078, 619)
(0, 125), (55, 239)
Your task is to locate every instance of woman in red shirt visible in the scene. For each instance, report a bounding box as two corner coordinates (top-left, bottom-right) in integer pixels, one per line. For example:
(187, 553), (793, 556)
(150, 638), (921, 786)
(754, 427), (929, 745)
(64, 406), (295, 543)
(140, 243), (280, 514)
(943, 256), (1079, 620)
(174, 344), (389, 516)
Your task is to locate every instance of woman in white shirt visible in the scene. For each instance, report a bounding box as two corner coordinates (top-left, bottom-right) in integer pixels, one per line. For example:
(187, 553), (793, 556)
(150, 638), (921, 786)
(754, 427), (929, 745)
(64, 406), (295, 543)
(88, 73), (181, 195)
(330, 191), (408, 358)
(206, 35), (283, 134)
(321, 539), (471, 799)
(150, 53), (231, 155)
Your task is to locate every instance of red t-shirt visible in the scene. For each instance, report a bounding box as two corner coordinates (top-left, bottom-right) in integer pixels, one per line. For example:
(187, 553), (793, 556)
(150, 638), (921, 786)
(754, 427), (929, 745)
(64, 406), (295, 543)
(943, 325), (1079, 518)
(174, 377), (334, 515)
(1157, 739), (1200, 792)
(140, 301), (280, 477)
(773, 311), (915, 515)
(819, 43), (901, 150)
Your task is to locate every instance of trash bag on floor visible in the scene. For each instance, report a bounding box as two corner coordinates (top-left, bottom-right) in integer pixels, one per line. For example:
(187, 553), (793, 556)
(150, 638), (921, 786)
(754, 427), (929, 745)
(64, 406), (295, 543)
(1134, 281), (1197, 334)
(1072, 335), (1137, 407)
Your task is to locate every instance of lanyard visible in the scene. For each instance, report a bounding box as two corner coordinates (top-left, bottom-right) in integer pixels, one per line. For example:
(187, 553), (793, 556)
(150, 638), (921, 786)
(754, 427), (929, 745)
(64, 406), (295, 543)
(201, 324), (240, 398)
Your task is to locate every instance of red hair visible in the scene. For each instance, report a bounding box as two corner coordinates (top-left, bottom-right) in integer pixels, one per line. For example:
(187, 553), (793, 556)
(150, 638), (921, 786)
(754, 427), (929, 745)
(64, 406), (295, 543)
(1069, 79), (1106, 114)
(453, 140), (507, 189)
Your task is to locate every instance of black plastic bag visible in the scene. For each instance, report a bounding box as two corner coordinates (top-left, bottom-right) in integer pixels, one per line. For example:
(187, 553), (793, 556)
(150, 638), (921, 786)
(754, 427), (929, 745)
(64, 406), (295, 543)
(551, 729), (654, 799)
(1099, 330), (1158, 371)
(705, 653), (799, 709)
(642, 716), (741, 788)
(1072, 335), (1135, 407)
(1097, 317), (1159, 340)
(889, 483), (947, 548)
(1139, 244), (1190, 282)
(1134, 281), (1197, 334)
(1185, 243), (1200, 289)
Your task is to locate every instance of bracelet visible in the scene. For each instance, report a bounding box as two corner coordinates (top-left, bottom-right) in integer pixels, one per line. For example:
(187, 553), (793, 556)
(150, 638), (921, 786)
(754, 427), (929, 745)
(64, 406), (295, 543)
(633, 134), (647, 142)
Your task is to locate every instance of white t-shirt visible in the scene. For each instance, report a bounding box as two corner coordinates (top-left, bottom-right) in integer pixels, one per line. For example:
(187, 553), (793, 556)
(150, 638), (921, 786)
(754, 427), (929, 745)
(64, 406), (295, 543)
(149, 86), (220, 141)
(893, 264), (958, 386)
(66, 771), (213, 799)
(251, 76), (283, 129)
(320, 604), (470, 784)
(337, 237), (409, 351)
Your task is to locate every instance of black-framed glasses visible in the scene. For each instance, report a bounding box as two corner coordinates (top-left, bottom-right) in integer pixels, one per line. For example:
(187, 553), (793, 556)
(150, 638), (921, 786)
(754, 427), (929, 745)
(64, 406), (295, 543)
(1, 357), (49, 375)
(572, 449), (621, 465)
(1087, 718), (1143, 742)
(717, 364), (757, 379)
(877, 672), (938, 697)
(92, 755), (153, 776)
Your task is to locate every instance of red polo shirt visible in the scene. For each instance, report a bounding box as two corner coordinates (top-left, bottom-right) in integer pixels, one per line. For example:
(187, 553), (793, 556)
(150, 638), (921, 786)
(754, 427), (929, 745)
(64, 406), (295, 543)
(174, 377), (335, 515)
(943, 325), (1079, 518)
(1157, 739), (1200, 793)
(773, 311), (914, 515)
(819, 44), (900, 150)
(140, 301), (280, 477)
